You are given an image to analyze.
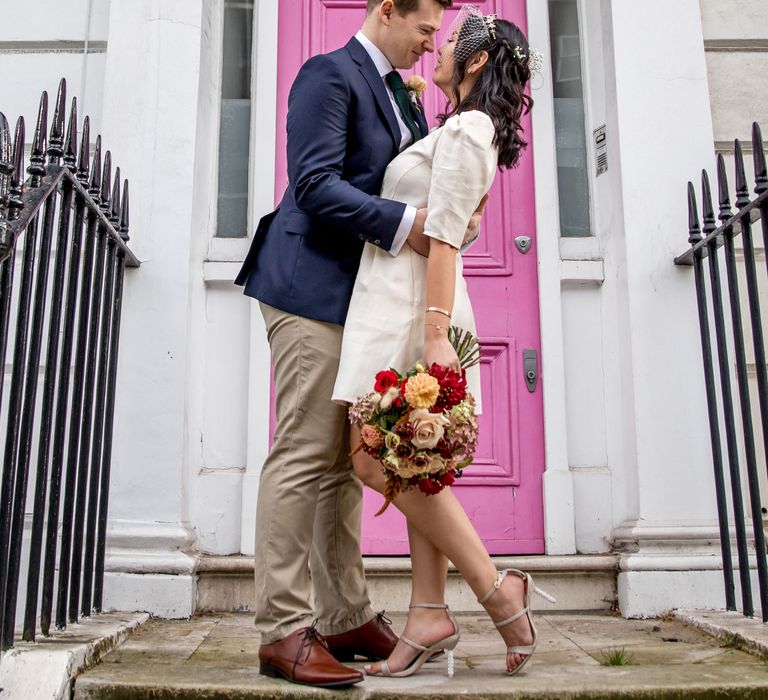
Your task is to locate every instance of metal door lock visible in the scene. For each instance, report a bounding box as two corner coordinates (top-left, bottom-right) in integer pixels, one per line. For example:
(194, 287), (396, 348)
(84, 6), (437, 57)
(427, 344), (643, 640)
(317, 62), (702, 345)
(523, 349), (538, 393)
(515, 236), (532, 254)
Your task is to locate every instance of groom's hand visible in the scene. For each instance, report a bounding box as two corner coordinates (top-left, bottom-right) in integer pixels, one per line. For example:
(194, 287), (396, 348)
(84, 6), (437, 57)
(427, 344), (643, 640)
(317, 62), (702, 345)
(462, 194), (489, 249)
(406, 208), (430, 257)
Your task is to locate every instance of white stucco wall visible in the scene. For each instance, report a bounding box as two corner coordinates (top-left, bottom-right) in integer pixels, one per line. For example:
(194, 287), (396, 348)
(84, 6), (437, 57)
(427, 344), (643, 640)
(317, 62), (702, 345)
(3, 0), (765, 623)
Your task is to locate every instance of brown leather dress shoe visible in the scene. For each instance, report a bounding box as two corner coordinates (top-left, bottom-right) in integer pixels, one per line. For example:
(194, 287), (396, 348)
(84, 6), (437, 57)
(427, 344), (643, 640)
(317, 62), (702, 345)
(259, 623), (364, 688)
(324, 611), (399, 662)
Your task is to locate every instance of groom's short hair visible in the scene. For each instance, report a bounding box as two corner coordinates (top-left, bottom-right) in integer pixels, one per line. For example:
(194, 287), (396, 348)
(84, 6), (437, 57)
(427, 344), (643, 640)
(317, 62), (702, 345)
(367, 0), (453, 15)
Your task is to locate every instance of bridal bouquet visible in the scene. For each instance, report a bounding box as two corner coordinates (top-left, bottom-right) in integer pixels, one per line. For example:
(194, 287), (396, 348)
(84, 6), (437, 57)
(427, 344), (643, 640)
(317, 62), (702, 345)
(349, 328), (480, 515)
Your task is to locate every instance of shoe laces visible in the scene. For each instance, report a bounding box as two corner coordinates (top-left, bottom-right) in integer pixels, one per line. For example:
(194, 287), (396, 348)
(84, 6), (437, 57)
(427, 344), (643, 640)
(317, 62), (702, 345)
(294, 620), (330, 668)
(377, 610), (393, 626)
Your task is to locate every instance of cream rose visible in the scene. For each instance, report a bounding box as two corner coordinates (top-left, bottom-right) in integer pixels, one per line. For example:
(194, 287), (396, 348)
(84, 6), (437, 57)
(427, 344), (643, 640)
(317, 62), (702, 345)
(405, 75), (428, 95)
(409, 408), (450, 450)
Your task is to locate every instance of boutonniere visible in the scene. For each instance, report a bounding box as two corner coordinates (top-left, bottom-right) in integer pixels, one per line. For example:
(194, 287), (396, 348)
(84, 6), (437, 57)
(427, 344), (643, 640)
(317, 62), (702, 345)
(405, 75), (427, 112)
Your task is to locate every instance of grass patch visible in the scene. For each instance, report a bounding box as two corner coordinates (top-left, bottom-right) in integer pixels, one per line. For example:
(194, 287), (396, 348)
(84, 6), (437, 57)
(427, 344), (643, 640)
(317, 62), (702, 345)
(599, 647), (633, 666)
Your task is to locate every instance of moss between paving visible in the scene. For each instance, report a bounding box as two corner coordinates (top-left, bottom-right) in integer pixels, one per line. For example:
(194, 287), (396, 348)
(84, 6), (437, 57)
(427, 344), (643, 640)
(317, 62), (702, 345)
(73, 612), (768, 699)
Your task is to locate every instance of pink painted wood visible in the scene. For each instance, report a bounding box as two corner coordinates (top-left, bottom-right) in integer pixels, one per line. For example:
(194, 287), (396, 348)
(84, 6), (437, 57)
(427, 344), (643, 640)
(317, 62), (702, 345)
(274, 0), (544, 555)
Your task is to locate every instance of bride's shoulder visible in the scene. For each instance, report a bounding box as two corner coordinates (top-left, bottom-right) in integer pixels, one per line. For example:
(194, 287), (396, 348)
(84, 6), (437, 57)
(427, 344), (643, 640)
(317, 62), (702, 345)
(442, 110), (495, 146)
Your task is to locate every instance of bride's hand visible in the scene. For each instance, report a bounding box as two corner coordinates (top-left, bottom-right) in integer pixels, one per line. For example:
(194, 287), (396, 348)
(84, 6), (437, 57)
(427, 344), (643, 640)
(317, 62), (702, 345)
(424, 330), (461, 373)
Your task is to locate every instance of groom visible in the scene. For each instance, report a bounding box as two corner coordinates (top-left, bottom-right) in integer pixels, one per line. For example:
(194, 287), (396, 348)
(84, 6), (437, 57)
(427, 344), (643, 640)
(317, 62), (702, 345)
(235, 0), (454, 688)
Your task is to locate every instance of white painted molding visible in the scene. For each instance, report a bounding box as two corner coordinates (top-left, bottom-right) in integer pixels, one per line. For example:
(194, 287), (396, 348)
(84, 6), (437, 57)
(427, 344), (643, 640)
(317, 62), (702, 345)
(105, 520), (198, 575)
(560, 259), (605, 283)
(526, 0), (576, 555)
(241, 0), (279, 555)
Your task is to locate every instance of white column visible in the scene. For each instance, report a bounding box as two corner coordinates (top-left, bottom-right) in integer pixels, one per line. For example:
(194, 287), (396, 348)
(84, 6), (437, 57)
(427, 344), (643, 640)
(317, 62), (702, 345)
(600, 0), (735, 615)
(98, 0), (206, 617)
(240, 0), (279, 556)
(527, 0), (577, 555)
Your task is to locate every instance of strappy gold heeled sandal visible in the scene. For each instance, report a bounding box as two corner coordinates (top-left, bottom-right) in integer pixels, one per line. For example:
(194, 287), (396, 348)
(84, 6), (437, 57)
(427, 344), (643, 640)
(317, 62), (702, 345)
(477, 569), (556, 676)
(366, 603), (461, 679)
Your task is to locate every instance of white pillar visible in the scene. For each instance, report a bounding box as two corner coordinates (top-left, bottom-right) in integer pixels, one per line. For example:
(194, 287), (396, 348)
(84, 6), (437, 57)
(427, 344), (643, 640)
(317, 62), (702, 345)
(527, 0), (577, 555)
(600, 0), (735, 615)
(98, 0), (206, 617)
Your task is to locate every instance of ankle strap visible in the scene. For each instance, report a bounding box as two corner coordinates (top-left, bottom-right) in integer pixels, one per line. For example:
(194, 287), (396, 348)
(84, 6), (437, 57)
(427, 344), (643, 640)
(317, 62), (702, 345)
(477, 570), (509, 606)
(408, 602), (449, 609)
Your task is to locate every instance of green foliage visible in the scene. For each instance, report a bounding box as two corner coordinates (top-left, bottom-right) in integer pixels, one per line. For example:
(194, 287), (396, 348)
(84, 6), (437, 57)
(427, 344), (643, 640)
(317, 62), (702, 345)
(599, 647), (633, 666)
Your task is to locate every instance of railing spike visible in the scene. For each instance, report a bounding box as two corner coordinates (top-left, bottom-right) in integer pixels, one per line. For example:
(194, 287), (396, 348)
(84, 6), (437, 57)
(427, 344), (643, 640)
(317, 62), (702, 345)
(110, 167), (121, 225)
(63, 97), (78, 171)
(48, 78), (66, 163)
(687, 181), (701, 244)
(754, 122), (767, 195)
(28, 91), (49, 186)
(89, 135), (102, 202)
(77, 115), (91, 184)
(701, 170), (717, 238)
(100, 150), (112, 212)
(8, 117), (26, 221)
(120, 180), (130, 241)
(0, 113), (12, 214)
(716, 153), (732, 223)
(734, 139), (750, 208)
(0, 112), (11, 173)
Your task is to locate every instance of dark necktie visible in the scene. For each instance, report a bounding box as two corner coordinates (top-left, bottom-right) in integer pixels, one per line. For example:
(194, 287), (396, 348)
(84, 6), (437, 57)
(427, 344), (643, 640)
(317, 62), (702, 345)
(385, 70), (423, 146)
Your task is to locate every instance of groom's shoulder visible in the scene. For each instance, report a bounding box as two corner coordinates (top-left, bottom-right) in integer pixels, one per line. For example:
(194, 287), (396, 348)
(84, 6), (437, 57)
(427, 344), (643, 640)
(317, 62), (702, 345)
(294, 43), (356, 94)
(303, 42), (354, 73)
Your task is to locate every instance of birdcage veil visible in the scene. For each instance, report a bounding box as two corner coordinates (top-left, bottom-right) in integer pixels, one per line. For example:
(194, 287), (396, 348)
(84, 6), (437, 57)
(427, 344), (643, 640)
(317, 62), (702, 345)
(446, 4), (496, 65)
(445, 5), (545, 76)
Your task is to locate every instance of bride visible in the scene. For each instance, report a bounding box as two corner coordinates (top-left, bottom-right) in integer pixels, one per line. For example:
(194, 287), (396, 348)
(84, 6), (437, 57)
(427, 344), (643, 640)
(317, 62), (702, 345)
(332, 6), (548, 678)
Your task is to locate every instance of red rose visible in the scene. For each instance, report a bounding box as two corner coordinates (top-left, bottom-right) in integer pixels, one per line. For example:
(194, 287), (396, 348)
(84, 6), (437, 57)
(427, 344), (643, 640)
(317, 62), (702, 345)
(439, 471), (456, 487)
(418, 478), (443, 496)
(375, 370), (399, 393)
(429, 364), (467, 411)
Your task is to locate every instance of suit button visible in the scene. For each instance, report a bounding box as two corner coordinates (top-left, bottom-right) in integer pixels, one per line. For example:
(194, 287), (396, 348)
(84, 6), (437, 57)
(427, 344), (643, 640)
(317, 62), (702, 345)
(358, 234), (365, 240)
(374, 239), (380, 244)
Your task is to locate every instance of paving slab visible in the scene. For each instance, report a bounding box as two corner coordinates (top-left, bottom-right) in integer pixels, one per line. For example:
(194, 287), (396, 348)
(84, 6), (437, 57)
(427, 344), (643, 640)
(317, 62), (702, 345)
(0, 612), (148, 700)
(73, 611), (768, 699)
(675, 609), (768, 659)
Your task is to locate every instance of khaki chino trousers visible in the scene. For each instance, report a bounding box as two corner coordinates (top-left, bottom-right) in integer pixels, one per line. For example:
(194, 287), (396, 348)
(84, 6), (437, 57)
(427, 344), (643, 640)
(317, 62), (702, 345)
(254, 302), (374, 644)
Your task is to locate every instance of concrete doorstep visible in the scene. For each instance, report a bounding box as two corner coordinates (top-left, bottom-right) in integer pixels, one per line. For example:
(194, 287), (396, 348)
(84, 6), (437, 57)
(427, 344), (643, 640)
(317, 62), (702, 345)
(0, 612), (148, 700)
(71, 611), (768, 699)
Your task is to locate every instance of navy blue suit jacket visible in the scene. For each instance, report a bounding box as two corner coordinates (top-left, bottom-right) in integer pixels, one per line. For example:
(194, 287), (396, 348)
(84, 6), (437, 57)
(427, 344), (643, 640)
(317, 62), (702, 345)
(234, 37), (428, 325)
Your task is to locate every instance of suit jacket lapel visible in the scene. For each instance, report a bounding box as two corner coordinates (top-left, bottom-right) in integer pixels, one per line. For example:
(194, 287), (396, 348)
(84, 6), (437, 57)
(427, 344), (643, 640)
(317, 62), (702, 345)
(345, 37), (402, 150)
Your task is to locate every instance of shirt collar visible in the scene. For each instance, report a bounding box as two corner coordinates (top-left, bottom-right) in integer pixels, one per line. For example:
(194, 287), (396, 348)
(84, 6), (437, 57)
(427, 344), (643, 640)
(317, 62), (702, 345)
(355, 31), (394, 78)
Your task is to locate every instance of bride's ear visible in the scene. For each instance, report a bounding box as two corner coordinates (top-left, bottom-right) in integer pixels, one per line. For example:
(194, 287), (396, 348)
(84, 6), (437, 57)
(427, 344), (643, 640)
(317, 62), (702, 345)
(467, 50), (490, 76)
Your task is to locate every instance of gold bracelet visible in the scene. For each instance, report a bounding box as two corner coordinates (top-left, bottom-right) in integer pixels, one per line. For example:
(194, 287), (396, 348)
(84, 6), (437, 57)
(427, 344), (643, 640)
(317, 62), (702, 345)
(426, 306), (452, 319)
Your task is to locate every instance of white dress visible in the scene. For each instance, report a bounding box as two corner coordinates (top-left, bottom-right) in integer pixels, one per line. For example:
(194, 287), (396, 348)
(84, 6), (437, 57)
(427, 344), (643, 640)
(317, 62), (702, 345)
(332, 110), (498, 414)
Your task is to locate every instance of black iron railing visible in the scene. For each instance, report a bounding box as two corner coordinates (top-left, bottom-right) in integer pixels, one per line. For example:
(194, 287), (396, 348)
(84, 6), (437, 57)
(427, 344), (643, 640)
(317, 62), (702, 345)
(0, 79), (139, 650)
(676, 122), (768, 620)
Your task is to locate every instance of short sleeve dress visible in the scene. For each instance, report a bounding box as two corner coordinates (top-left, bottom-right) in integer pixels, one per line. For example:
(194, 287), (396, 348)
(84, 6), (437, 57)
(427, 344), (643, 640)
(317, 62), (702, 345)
(332, 110), (498, 414)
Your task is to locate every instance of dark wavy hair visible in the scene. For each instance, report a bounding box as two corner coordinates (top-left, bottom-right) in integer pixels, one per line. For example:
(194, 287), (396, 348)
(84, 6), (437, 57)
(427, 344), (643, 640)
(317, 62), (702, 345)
(437, 17), (533, 169)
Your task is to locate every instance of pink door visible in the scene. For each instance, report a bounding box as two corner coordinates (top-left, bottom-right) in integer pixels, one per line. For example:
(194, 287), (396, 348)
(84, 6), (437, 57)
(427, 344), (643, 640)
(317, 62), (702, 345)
(274, 0), (544, 555)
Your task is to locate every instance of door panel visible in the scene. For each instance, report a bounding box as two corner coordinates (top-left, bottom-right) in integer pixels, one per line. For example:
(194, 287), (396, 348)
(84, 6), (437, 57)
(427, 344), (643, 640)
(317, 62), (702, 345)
(275, 0), (545, 554)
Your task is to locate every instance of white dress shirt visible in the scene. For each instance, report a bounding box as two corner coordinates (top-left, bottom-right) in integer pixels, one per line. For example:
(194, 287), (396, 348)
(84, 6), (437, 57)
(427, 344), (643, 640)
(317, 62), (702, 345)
(355, 31), (417, 257)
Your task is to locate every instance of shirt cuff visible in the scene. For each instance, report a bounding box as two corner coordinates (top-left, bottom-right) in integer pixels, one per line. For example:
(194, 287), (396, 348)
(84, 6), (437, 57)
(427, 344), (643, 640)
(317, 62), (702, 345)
(388, 205), (417, 257)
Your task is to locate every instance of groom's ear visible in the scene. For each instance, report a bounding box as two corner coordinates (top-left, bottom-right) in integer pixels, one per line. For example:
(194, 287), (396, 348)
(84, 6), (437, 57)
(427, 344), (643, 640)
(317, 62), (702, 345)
(377, 0), (395, 26)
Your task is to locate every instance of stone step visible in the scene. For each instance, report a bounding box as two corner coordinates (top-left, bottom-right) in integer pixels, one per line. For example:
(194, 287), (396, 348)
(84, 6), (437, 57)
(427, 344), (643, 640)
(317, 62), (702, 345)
(196, 554), (620, 614)
(72, 611), (768, 699)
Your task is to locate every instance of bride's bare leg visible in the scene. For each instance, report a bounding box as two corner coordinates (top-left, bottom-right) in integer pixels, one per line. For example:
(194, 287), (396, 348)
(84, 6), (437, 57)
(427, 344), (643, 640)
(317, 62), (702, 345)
(351, 425), (533, 671)
(350, 426), (454, 673)
(364, 522), (454, 673)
